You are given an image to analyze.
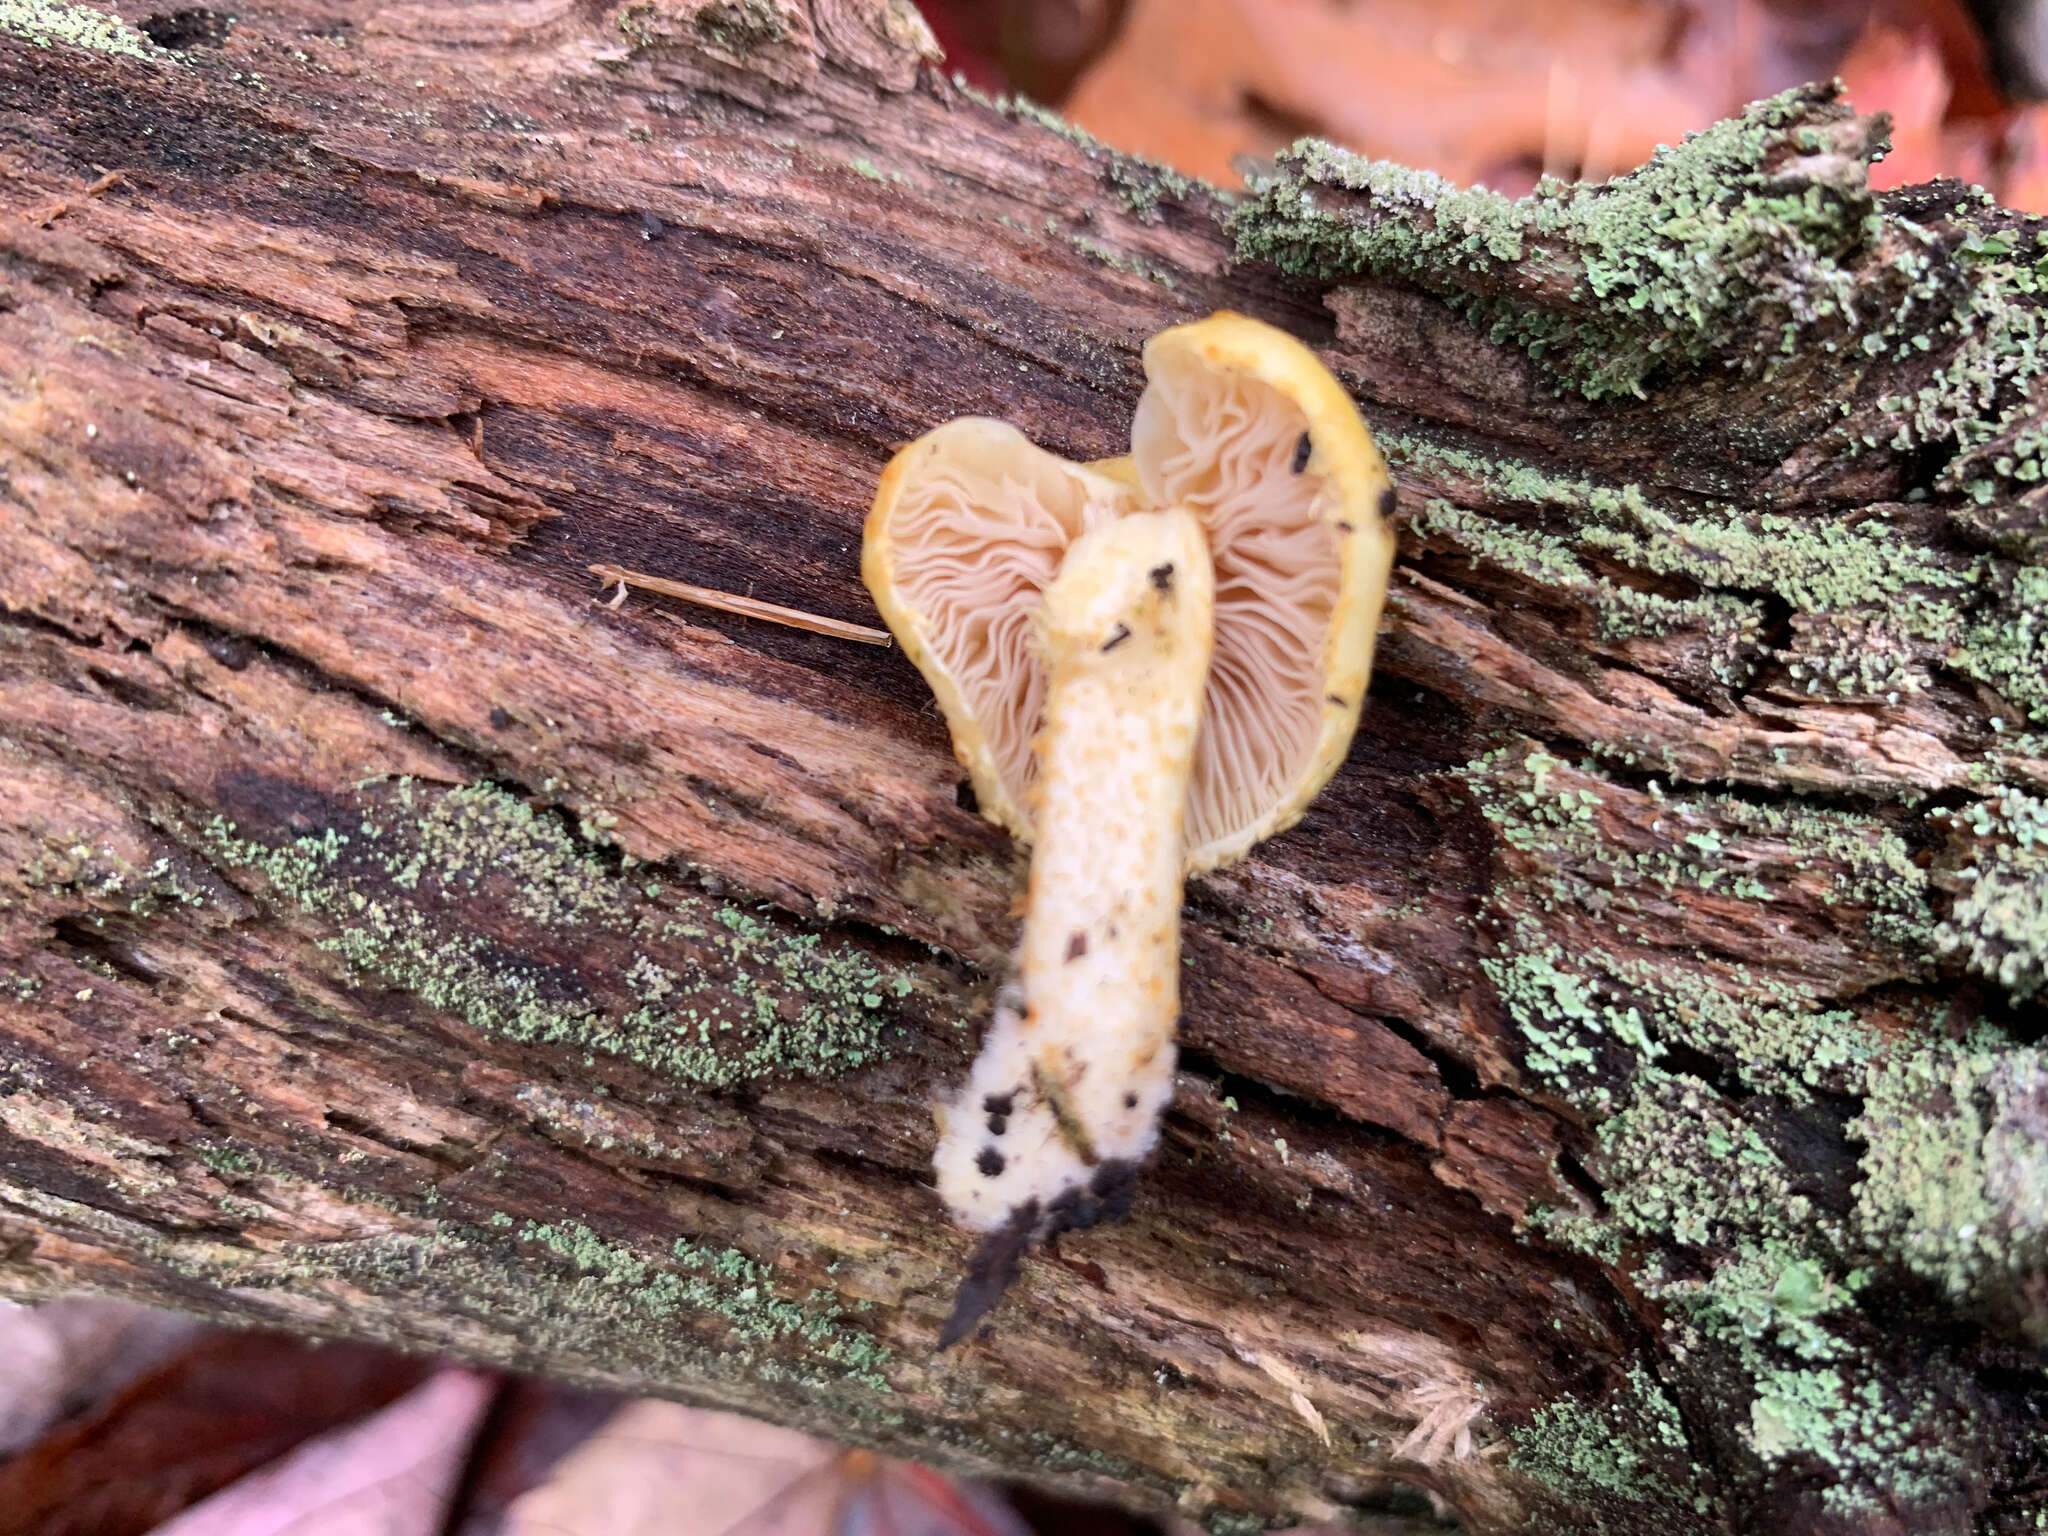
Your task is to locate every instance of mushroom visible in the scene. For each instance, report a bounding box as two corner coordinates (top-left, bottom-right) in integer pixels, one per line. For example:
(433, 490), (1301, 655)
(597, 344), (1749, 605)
(864, 312), (1396, 1342)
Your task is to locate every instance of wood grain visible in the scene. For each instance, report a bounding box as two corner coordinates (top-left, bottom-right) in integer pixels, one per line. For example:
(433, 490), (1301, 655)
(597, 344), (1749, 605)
(2, 8), (2044, 1533)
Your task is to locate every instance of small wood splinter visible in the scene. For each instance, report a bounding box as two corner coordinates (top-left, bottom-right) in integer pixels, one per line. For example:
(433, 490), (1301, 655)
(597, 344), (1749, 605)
(586, 562), (893, 646)
(28, 168), (124, 229)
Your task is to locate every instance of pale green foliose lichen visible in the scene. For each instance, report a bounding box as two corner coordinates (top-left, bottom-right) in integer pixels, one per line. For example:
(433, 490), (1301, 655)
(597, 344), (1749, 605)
(1746, 1359), (1981, 1519)
(1592, 1068), (1830, 1251)
(1468, 748), (1912, 1105)
(1853, 1040), (2048, 1339)
(517, 1219), (893, 1390)
(1959, 566), (2048, 726)
(1218, 63), (2048, 1529)
(1652, 1244), (1857, 1369)
(1509, 1363), (1706, 1530)
(1386, 432), (2011, 711)
(211, 1214), (896, 1396)
(1937, 789), (2048, 998)
(1462, 742), (2013, 1520)
(1235, 80), (2048, 526)
(1231, 88), (1877, 401)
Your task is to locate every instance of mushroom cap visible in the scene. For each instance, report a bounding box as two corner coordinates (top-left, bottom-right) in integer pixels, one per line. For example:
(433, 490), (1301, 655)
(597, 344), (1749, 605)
(865, 312), (1396, 871)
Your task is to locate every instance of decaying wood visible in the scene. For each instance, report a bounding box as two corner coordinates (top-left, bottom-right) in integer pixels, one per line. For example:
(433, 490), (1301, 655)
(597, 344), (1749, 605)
(1, 4), (2045, 1532)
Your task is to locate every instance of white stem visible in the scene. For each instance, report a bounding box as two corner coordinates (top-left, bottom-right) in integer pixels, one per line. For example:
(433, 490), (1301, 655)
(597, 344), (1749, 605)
(935, 509), (1214, 1257)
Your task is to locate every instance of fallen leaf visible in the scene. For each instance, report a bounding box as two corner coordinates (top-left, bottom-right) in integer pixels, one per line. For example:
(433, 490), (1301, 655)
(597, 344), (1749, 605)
(998, 0), (1129, 104)
(1060, 0), (2006, 197)
(2000, 102), (2048, 212)
(913, 0), (1007, 92)
(1840, 20), (1958, 189)
(497, 1399), (1032, 1536)
(1063, 0), (1817, 188)
(0, 1297), (199, 1455)
(0, 1331), (431, 1536)
(142, 1368), (498, 1536)
(445, 1379), (625, 1535)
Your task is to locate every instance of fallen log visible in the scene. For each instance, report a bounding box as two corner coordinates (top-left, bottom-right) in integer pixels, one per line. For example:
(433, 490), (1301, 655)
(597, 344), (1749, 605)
(1, 3), (2045, 1530)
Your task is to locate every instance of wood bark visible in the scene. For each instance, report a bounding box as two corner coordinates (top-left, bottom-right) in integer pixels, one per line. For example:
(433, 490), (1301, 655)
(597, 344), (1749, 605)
(0, 5), (2044, 1533)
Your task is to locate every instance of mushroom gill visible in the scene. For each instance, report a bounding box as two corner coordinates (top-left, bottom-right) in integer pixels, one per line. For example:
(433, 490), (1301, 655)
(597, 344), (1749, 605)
(1133, 366), (1341, 863)
(874, 420), (1133, 838)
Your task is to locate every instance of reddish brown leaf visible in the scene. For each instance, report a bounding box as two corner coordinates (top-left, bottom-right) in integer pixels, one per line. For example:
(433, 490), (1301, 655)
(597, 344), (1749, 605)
(0, 1331), (430, 1536)
(144, 1368), (496, 1536)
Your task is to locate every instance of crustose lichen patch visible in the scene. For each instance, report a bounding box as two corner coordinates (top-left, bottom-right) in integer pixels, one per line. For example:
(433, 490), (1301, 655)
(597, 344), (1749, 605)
(201, 777), (912, 1090)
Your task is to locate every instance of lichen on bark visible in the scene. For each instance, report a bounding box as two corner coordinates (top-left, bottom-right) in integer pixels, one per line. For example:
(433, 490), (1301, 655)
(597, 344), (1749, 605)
(3, 15), (2047, 1533)
(1250, 80), (2048, 1534)
(200, 777), (912, 1092)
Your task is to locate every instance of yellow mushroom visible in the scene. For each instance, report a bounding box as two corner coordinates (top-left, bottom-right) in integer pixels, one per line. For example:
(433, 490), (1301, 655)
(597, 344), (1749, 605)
(864, 312), (1397, 1343)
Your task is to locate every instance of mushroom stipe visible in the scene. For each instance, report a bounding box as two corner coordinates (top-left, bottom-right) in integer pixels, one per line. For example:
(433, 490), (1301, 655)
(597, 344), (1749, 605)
(865, 312), (1397, 1345)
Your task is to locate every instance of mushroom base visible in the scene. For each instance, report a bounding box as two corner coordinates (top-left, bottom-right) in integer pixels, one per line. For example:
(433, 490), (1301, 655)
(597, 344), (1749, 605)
(937, 1159), (1144, 1348)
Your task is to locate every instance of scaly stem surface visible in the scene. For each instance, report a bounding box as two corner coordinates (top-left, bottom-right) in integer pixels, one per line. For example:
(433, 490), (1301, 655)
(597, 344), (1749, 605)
(937, 509), (1214, 1343)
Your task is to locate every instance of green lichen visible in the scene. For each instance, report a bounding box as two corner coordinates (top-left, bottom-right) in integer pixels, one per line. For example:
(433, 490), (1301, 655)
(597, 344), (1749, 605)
(1509, 1364), (1707, 1529)
(0, 0), (155, 56)
(1068, 233), (1177, 290)
(4, 1173), (1179, 1511)
(1230, 78), (2048, 543)
(1386, 430), (2009, 707)
(1572, 502), (1974, 702)
(1596, 1068), (1828, 1250)
(517, 1219), (892, 1390)
(1379, 429), (1652, 517)
(847, 158), (909, 187)
(1465, 739), (1920, 1104)
(1483, 925), (1634, 1097)
(1710, 795), (1935, 941)
(0, 1093), (176, 1200)
(1218, 70), (2048, 1525)
(1746, 1364), (1977, 1516)
(15, 835), (212, 917)
(1242, 100), (2045, 512)
(949, 83), (1119, 163)
(1853, 1041), (2048, 1334)
(1937, 789), (2048, 998)
(1467, 748), (1913, 1107)
(1461, 738), (2009, 1519)
(1231, 88), (1878, 401)
(1959, 566), (2048, 727)
(1581, 508), (1967, 615)
(957, 81), (1214, 223)
(1414, 499), (1760, 662)
(1233, 78), (2048, 728)
(1870, 217), (2048, 510)
(196, 1141), (259, 1177)
(1104, 156), (1203, 224)
(201, 779), (904, 1090)
(179, 1211), (896, 1397)
(0, 1169), (934, 1485)
(1654, 1245), (1856, 1368)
